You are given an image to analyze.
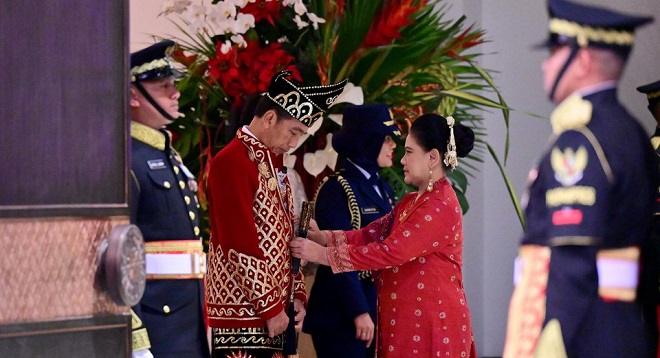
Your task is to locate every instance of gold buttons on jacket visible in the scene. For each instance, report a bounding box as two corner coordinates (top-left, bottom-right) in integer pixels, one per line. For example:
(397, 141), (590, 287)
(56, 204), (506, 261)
(179, 180), (186, 189)
(163, 305), (171, 314)
(173, 166), (180, 175)
(185, 196), (191, 205)
(163, 181), (171, 189)
(194, 226), (200, 236)
(189, 211), (196, 220)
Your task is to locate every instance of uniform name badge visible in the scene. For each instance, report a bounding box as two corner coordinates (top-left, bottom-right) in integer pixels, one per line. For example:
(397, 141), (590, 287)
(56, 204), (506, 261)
(147, 159), (166, 170)
(361, 207), (380, 214)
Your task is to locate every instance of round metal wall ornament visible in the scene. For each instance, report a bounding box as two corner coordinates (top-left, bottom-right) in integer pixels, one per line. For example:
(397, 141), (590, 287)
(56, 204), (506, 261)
(99, 224), (146, 306)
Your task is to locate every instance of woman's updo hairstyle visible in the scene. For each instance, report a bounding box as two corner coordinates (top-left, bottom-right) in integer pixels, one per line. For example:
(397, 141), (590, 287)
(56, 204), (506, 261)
(409, 113), (475, 169)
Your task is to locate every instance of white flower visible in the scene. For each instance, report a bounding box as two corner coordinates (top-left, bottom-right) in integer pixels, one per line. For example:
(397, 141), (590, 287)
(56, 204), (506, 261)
(232, 13), (255, 34)
(277, 36), (290, 43)
(306, 12), (326, 30)
(293, 0), (307, 15)
(161, 0), (191, 15)
(185, 4), (207, 23)
(231, 34), (247, 48)
(214, 17), (235, 34)
(233, 0), (254, 8)
(220, 40), (233, 54)
(293, 15), (308, 29)
(214, 1), (237, 18)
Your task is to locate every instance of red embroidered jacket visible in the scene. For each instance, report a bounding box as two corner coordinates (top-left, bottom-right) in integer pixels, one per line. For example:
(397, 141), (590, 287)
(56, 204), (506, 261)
(205, 129), (307, 328)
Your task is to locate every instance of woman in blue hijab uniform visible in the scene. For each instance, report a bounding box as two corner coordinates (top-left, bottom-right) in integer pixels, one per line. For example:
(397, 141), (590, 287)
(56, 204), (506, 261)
(303, 104), (400, 358)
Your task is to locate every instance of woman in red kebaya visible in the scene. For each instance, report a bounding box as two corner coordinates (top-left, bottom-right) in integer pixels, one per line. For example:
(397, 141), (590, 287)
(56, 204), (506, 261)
(291, 113), (477, 358)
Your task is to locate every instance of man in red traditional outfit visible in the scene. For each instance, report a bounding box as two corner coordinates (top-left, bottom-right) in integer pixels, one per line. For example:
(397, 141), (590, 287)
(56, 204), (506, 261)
(205, 70), (346, 358)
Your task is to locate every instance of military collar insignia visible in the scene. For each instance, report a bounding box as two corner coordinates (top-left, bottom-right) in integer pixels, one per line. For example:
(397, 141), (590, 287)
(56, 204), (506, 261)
(131, 122), (167, 150)
(651, 137), (660, 151)
(550, 94), (593, 134)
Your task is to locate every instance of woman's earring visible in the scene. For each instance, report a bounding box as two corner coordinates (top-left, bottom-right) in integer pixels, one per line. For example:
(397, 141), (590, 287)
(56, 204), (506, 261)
(427, 169), (433, 192)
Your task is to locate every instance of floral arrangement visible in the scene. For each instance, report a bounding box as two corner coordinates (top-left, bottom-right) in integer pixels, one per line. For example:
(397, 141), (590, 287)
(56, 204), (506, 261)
(159, 0), (525, 240)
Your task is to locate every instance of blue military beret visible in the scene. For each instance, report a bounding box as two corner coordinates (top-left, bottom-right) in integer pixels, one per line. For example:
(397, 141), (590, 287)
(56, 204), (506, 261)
(637, 80), (660, 107)
(537, 0), (653, 55)
(339, 104), (400, 137)
(130, 40), (183, 82)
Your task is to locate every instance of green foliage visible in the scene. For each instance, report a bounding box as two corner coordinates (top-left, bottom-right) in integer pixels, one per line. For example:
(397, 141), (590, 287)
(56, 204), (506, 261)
(164, 0), (522, 223)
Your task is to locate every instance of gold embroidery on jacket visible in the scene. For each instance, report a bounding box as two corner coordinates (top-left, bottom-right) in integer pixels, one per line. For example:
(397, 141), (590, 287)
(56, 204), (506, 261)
(206, 130), (301, 322)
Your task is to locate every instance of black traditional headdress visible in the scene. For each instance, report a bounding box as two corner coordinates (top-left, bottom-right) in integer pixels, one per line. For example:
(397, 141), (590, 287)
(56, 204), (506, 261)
(265, 71), (347, 127)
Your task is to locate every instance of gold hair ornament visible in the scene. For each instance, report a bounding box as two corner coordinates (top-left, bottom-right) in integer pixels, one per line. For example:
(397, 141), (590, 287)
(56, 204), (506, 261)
(443, 116), (458, 170)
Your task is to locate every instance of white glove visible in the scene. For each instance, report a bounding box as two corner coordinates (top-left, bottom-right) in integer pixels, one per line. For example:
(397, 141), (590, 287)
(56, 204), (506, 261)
(132, 349), (154, 358)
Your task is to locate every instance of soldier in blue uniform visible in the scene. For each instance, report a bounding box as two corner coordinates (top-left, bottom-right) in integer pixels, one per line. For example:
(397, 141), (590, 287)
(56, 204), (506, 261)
(303, 103), (400, 358)
(129, 40), (209, 358)
(503, 1), (658, 357)
(637, 79), (660, 356)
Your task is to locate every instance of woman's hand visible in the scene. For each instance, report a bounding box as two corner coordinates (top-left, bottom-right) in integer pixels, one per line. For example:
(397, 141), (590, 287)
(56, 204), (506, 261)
(293, 299), (306, 333)
(290, 237), (329, 266)
(306, 219), (327, 246)
(354, 313), (375, 348)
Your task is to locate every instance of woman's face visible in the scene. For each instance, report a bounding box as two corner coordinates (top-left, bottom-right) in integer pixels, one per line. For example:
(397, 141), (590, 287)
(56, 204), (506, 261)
(400, 133), (430, 188)
(376, 135), (397, 168)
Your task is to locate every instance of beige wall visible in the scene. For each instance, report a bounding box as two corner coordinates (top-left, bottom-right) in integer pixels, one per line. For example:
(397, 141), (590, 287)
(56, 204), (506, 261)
(130, 1), (183, 52)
